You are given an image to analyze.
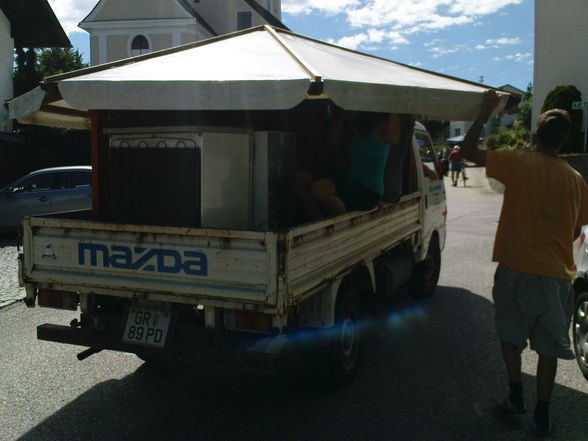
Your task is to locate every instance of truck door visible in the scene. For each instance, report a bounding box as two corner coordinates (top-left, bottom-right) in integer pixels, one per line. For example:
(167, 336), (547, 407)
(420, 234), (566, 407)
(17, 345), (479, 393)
(415, 131), (446, 248)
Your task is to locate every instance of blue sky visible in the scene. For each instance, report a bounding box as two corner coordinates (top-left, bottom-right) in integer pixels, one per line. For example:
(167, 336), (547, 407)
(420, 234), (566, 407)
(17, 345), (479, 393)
(52, 0), (534, 92)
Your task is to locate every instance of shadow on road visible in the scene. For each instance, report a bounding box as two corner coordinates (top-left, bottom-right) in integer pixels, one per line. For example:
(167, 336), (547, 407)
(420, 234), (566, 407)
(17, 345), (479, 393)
(15, 286), (588, 441)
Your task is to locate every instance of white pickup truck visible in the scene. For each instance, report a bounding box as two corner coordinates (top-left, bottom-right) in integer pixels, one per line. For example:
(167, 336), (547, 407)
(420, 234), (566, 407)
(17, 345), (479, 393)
(19, 122), (446, 387)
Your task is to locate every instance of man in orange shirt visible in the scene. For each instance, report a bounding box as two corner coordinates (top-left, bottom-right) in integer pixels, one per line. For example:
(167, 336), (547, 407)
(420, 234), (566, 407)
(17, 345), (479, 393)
(461, 90), (588, 436)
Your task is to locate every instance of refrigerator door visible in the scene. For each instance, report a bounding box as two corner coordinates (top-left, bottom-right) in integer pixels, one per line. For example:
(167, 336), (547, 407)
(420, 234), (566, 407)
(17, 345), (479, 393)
(201, 132), (251, 229)
(107, 133), (201, 228)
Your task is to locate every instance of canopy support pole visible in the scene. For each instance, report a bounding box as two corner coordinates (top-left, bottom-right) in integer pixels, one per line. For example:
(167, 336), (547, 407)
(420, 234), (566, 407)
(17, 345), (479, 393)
(90, 111), (109, 220)
(264, 25), (322, 84)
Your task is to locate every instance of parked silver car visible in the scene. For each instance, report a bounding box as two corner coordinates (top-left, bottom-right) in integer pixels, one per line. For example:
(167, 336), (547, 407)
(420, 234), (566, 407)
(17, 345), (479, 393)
(0, 166), (92, 232)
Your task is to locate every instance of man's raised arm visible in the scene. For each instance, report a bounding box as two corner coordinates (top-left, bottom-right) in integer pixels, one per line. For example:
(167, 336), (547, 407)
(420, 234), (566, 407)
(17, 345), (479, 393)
(460, 90), (502, 166)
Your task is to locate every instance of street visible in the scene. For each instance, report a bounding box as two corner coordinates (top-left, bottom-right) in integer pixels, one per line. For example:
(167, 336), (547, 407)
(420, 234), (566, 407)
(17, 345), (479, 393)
(1, 167), (587, 441)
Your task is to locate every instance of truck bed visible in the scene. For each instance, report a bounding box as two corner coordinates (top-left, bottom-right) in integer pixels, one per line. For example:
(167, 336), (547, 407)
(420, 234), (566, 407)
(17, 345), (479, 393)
(20, 195), (421, 310)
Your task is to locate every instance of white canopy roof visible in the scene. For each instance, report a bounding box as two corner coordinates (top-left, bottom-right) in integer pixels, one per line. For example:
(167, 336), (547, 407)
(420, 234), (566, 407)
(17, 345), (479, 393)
(9, 25), (518, 129)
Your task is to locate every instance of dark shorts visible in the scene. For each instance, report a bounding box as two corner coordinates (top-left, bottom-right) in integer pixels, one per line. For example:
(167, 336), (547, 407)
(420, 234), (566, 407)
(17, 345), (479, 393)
(336, 178), (380, 211)
(451, 162), (463, 172)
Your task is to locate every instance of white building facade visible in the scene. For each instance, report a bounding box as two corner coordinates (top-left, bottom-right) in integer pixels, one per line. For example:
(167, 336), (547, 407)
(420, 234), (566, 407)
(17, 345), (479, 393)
(0, 8), (14, 132)
(80, 0), (284, 66)
(533, 0), (588, 133)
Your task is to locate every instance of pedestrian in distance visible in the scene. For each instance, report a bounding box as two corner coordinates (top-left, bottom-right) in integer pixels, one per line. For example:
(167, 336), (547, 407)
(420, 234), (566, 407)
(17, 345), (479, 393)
(449, 145), (464, 186)
(460, 90), (588, 436)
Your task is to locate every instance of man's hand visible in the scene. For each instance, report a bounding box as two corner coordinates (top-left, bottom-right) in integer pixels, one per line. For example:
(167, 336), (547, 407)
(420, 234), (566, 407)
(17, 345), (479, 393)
(479, 89), (501, 121)
(460, 89), (502, 166)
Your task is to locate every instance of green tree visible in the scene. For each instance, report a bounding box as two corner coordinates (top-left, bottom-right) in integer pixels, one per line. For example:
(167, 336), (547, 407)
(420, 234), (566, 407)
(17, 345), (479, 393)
(13, 47), (88, 95)
(10, 47), (90, 179)
(37, 48), (87, 78)
(513, 83), (532, 140)
(541, 84), (583, 153)
(13, 48), (42, 96)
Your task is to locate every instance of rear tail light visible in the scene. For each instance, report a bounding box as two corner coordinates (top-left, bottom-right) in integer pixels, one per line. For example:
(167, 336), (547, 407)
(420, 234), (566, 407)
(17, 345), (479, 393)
(37, 289), (78, 311)
(225, 310), (272, 333)
(578, 232), (586, 251)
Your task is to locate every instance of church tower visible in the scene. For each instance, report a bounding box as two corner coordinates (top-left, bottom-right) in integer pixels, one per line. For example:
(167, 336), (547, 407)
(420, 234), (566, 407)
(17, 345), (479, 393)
(80, 0), (285, 66)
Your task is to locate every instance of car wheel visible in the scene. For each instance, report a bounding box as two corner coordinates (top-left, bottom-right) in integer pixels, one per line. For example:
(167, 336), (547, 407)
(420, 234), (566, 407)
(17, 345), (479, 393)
(410, 234), (441, 299)
(327, 286), (363, 389)
(573, 291), (588, 381)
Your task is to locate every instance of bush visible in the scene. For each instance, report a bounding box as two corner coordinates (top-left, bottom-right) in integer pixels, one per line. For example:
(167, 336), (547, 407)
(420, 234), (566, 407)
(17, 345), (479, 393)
(541, 85), (583, 153)
(482, 127), (529, 151)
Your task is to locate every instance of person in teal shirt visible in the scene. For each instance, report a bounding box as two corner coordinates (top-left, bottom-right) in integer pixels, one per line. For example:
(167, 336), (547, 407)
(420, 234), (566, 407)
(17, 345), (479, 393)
(338, 112), (413, 210)
(347, 130), (390, 196)
(306, 111), (412, 216)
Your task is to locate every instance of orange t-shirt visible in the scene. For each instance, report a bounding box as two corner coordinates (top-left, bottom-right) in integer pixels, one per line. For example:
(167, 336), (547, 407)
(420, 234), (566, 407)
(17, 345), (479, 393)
(486, 150), (588, 280)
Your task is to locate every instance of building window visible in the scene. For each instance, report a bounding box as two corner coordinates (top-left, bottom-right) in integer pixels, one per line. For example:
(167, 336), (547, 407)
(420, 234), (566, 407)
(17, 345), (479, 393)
(454, 128), (461, 137)
(130, 35), (150, 56)
(237, 11), (253, 30)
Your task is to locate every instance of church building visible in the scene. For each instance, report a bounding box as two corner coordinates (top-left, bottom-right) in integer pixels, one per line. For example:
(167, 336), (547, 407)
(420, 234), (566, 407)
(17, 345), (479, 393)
(79, 0), (286, 65)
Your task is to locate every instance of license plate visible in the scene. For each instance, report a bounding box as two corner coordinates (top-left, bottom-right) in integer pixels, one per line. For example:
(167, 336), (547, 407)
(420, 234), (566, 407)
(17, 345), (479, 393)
(122, 307), (171, 348)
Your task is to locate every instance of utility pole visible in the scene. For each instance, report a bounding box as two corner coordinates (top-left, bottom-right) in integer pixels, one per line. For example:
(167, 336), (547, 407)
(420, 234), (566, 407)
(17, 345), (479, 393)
(479, 76), (484, 84)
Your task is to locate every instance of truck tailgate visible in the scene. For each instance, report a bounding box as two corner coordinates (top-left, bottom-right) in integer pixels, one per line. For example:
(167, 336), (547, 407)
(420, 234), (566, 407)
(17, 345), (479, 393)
(22, 218), (278, 305)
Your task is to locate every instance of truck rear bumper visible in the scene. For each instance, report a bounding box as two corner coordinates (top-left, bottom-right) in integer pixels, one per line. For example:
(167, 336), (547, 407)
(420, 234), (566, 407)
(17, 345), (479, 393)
(37, 324), (289, 373)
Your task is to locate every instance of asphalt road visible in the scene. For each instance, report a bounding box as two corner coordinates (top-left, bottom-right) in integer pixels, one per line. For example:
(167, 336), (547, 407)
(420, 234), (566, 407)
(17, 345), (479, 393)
(1, 168), (587, 441)
(0, 236), (24, 307)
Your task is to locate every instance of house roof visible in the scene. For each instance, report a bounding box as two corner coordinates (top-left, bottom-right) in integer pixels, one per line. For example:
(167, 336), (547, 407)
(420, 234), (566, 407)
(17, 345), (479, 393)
(79, 0), (217, 37)
(498, 84), (525, 95)
(243, 0), (289, 30)
(176, 0), (217, 36)
(0, 0), (71, 48)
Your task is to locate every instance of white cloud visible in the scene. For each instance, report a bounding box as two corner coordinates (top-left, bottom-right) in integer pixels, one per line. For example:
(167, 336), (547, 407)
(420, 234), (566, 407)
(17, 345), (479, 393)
(424, 38), (442, 47)
(409, 61), (423, 67)
(336, 33), (369, 50)
(449, 0), (524, 16)
(474, 36), (522, 51)
(485, 37), (522, 45)
(334, 28), (409, 50)
(428, 46), (458, 58)
(282, 0), (360, 15)
(428, 44), (467, 58)
(285, 0), (524, 54)
(505, 52), (531, 62)
(48, 0), (96, 34)
(493, 56), (502, 61)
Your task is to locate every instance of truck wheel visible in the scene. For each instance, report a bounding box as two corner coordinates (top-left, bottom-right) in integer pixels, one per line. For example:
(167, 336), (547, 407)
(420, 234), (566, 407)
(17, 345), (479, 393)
(327, 287), (363, 389)
(573, 292), (588, 381)
(410, 234), (441, 299)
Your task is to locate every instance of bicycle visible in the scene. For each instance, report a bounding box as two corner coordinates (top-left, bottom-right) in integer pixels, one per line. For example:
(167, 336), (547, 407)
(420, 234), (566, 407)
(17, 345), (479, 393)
(460, 163), (468, 187)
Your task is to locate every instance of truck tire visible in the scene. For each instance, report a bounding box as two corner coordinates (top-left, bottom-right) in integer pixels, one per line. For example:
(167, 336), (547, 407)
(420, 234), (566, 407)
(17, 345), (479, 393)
(327, 286), (363, 389)
(410, 234), (441, 299)
(573, 291), (588, 381)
